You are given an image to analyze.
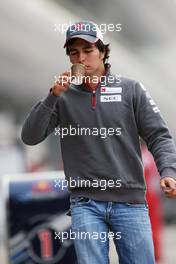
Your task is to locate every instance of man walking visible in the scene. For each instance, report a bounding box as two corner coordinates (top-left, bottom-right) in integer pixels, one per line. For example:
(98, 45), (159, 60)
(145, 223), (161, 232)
(21, 21), (176, 264)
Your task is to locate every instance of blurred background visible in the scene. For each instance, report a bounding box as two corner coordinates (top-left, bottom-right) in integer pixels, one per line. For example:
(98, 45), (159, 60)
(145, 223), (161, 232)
(0, 0), (176, 263)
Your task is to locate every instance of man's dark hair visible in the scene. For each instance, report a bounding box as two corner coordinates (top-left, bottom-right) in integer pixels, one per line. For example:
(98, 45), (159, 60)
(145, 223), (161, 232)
(65, 39), (110, 64)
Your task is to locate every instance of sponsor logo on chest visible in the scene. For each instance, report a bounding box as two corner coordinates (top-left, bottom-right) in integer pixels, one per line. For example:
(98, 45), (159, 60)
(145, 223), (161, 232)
(100, 87), (122, 102)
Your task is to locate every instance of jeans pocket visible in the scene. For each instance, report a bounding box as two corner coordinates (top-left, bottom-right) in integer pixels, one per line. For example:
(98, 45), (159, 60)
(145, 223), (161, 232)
(125, 202), (148, 210)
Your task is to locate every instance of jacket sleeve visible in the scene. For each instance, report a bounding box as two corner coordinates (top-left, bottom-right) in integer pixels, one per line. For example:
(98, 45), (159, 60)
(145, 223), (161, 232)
(21, 93), (60, 145)
(134, 81), (176, 179)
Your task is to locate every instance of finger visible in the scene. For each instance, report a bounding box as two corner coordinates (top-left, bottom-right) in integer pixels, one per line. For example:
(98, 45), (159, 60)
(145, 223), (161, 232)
(166, 180), (176, 190)
(62, 76), (70, 84)
(60, 76), (70, 85)
(56, 78), (68, 86)
(164, 188), (174, 194)
(63, 83), (69, 91)
(160, 180), (166, 189)
(55, 74), (69, 83)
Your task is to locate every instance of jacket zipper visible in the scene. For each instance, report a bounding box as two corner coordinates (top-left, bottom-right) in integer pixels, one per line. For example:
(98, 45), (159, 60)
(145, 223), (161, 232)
(91, 90), (96, 109)
(84, 67), (108, 110)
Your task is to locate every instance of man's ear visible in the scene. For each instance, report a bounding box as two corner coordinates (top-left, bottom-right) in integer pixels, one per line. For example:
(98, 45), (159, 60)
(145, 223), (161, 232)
(99, 51), (105, 61)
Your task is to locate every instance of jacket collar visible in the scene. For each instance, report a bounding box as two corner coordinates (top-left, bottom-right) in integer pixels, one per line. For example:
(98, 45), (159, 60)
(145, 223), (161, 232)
(82, 63), (112, 92)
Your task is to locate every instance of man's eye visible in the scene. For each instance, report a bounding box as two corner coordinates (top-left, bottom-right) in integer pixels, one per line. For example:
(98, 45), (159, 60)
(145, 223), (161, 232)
(70, 51), (78, 55)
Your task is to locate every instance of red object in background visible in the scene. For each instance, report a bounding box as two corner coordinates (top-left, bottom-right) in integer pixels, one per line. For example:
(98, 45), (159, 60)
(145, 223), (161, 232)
(142, 144), (163, 263)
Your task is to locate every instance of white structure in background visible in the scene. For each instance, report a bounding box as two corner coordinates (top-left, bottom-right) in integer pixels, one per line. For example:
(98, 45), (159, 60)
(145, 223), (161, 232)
(0, 112), (25, 176)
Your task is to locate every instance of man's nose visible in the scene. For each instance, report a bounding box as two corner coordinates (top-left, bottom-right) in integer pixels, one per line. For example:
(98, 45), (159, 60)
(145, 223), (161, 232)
(78, 52), (85, 63)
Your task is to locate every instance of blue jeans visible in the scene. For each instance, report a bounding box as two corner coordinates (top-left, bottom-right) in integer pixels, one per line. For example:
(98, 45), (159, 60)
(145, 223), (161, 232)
(70, 197), (155, 264)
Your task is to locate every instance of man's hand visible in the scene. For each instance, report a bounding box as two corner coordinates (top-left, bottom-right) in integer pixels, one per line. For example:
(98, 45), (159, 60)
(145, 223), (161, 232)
(51, 72), (70, 96)
(160, 177), (176, 198)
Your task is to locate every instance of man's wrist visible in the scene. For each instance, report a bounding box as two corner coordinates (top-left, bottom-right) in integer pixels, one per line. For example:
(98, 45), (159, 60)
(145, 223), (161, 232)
(43, 92), (58, 109)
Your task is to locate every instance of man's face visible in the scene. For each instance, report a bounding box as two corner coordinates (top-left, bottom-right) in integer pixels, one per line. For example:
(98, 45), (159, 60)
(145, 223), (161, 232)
(67, 38), (104, 76)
